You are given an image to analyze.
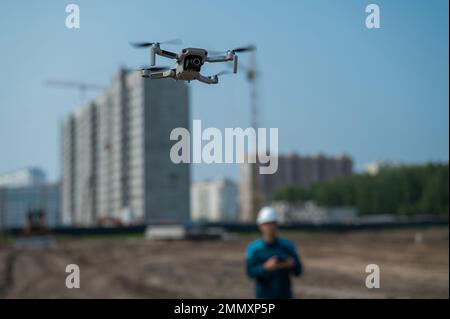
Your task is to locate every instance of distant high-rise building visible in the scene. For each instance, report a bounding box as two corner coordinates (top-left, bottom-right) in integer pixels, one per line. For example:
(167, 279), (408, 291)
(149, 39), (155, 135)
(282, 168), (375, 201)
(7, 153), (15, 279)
(62, 69), (190, 226)
(191, 179), (239, 222)
(0, 182), (60, 230)
(240, 153), (353, 222)
(0, 168), (59, 231)
(0, 167), (46, 188)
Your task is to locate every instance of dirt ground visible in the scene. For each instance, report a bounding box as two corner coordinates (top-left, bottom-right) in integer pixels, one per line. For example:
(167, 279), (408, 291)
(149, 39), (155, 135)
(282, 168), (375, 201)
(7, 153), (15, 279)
(0, 227), (448, 299)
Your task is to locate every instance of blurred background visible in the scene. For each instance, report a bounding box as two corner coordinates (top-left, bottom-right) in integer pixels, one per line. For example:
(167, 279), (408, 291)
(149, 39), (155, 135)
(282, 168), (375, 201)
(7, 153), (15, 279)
(0, 0), (448, 298)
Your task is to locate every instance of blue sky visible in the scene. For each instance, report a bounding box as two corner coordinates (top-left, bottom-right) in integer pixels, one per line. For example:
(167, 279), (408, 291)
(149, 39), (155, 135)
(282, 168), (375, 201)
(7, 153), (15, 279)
(0, 0), (448, 182)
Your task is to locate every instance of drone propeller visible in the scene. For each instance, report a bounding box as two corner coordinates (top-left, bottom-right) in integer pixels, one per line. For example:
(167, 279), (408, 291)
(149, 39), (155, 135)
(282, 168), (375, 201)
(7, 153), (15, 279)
(140, 66), (172, 72)
(161, 38), (183, 45)
(206, 49), (224, 56)
(231, 45), (256, 53)
(207, 45), (256, 56)
(130, 39), (183, 48)
(130, 42), (154, 48)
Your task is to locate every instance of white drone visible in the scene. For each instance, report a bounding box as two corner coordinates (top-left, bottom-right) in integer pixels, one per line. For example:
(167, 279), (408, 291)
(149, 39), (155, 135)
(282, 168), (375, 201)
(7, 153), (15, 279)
(130, 39), (255, 84)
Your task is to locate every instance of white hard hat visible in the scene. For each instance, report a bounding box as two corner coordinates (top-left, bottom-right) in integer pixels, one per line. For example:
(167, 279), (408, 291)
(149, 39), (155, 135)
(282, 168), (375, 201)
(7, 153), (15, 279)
(257, 206), (279, 225)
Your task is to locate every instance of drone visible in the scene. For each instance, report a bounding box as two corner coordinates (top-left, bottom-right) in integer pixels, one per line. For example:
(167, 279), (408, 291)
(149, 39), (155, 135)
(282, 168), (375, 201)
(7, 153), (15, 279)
(130, 39), (255, 84)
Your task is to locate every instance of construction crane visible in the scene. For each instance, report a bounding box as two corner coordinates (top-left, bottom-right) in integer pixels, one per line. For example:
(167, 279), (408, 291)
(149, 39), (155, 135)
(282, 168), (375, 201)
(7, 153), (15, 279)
(246, 48), (262, 222)
(233, 46), (261, 221)
(46, 79), (104, 102)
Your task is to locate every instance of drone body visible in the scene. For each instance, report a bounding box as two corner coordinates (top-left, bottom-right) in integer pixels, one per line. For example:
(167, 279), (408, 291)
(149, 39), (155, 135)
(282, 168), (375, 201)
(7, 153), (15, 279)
(130, 40), (254, 84)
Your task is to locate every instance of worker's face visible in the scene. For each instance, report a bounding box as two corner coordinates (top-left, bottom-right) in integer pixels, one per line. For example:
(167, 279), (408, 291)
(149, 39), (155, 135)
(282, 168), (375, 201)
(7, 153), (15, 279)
(258, 222), (278, 240)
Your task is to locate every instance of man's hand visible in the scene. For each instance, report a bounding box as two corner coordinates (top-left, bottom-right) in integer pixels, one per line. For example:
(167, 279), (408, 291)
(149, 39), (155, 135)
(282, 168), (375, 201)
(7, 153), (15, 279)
(276, 257), (296, 270)
(263, 256), (279, 271)
(263, 256), (296, 272)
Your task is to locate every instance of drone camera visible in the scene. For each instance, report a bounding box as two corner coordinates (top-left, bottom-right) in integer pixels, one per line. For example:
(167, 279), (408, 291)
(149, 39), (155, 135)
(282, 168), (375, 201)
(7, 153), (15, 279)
(184, 55), (203, 72)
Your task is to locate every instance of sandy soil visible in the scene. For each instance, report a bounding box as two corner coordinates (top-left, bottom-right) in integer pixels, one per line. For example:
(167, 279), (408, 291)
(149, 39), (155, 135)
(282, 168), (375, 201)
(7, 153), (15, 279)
(0, 227), (448, 299)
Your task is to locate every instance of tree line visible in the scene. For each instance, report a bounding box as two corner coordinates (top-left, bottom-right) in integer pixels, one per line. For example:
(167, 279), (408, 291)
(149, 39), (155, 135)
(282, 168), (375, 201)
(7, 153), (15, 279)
(270, 163), (449, 216)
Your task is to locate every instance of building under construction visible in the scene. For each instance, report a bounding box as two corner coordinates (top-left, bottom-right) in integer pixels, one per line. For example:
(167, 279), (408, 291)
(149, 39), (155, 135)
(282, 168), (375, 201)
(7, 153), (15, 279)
(62, 69), (190, 226)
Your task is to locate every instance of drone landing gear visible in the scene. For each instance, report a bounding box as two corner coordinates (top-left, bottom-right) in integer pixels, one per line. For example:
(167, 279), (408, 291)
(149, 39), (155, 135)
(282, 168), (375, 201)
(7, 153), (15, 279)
(142, 69), (175, 79)
(197, 74), (218, 85)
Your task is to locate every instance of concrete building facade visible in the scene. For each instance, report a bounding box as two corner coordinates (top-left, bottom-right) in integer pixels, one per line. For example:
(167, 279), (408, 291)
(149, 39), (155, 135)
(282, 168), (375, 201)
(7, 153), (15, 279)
(62, 69), (190, 226)
(191, 179), (239, 222)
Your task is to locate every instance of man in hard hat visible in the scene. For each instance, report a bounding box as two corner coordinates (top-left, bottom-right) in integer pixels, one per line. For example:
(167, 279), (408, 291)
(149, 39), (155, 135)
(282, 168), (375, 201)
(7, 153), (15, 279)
(246, 206), (303, 299)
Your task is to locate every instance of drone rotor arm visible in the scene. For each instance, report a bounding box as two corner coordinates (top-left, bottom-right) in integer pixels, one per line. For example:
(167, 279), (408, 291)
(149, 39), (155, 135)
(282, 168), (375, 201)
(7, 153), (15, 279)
(157, 49), (178, 60)
(205, 54), (233, 63)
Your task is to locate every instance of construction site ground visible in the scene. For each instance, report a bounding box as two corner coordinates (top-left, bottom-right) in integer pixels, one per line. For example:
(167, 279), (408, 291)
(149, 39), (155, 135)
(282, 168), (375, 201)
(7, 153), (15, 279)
(0, 227), (448, 298)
